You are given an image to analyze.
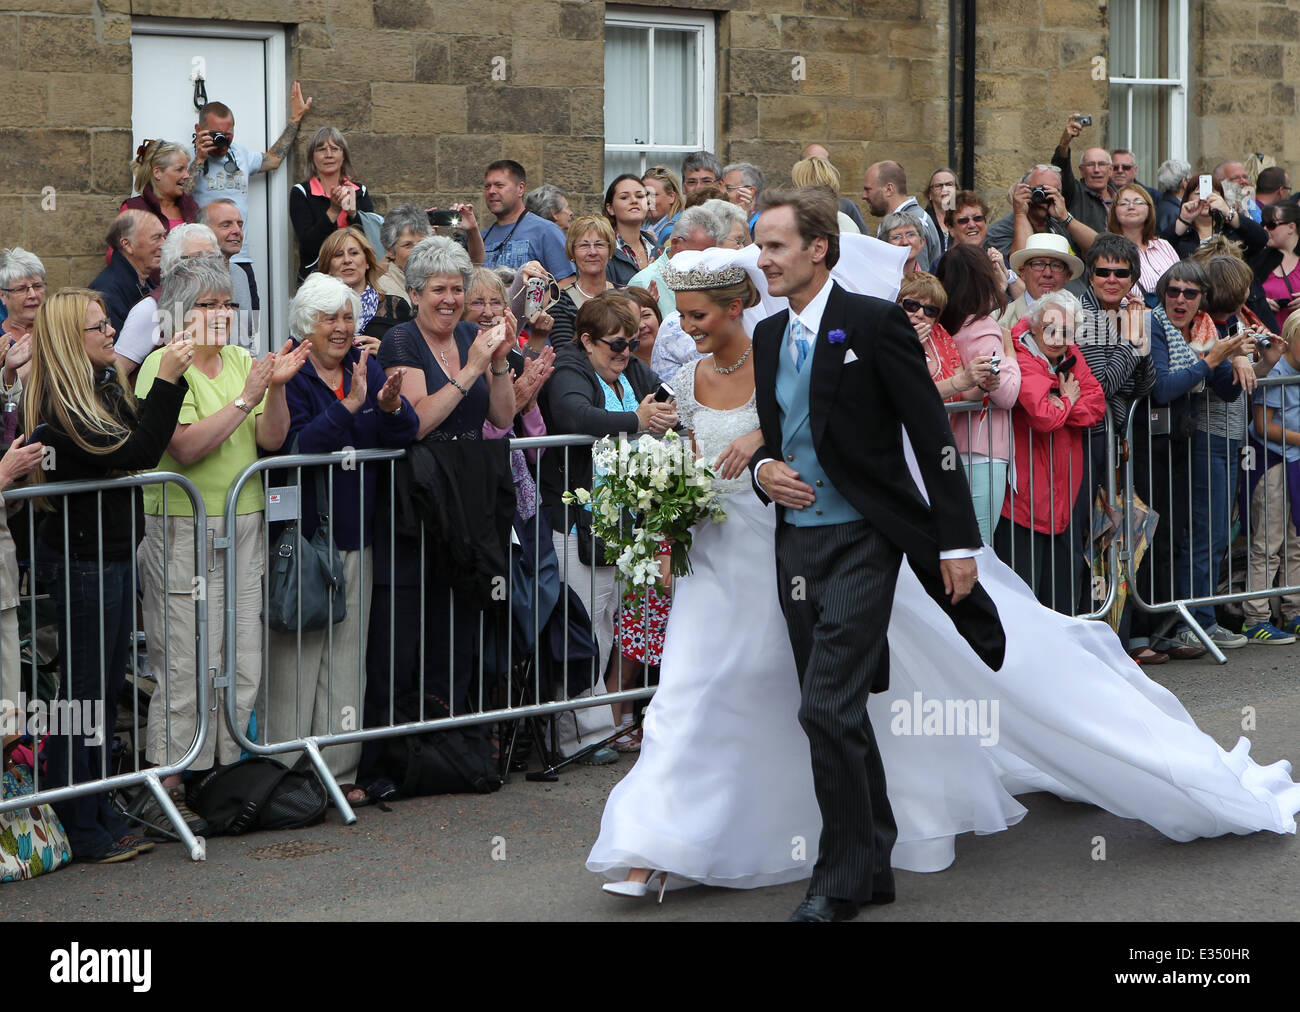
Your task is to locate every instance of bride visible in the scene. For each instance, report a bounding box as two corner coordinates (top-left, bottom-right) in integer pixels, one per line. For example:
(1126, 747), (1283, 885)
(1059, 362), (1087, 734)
(585, 240), (1300, 901)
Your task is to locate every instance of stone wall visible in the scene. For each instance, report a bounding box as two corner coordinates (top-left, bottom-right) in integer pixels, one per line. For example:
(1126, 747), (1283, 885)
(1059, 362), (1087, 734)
(971, 0), (1109, 222)
(1192, 0), (1300, 172)
(0, 2), (136, 288)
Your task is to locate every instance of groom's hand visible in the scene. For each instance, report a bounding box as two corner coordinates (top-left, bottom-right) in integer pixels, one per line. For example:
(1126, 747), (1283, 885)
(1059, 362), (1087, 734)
(940, 557), (979, 604)
(756, 461), (815, 509)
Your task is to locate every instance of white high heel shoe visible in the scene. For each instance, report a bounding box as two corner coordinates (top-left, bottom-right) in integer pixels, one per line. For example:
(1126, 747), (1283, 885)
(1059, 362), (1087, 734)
(602, 870), (668, 903)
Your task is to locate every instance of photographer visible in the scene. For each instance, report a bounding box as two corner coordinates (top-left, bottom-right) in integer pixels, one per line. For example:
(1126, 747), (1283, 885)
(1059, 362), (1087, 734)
(1051, 113), (1112, 233)
(187, 84), (314, 253)
(1164, 176), (1268, 260)
(986, 165), (1098, 260)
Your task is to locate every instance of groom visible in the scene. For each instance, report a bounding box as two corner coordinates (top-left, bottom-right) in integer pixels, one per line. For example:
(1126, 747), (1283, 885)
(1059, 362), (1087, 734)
(749, 188), (1007, 922)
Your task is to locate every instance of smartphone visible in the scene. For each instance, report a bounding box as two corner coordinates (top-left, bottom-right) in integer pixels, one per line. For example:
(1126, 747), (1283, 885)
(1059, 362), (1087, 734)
(27, 423), (53, 445)
(1228, 320), (1244, 339)
(426, 209), (461, 229)
(1199, 174), (1213, 200)
(654, 381), (676, 403)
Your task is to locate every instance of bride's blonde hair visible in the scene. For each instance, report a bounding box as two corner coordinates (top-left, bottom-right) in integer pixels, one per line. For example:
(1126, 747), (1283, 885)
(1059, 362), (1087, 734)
(695, 275), (760, 312)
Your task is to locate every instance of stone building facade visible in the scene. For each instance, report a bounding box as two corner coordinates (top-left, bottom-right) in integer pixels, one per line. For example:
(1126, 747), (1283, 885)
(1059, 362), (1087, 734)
(0, 0), (1291, 287)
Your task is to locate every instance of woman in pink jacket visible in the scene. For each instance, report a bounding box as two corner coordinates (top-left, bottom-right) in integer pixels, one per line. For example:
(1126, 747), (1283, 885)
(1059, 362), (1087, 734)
(994, 290), (1106, 613)
(935, 244), (1022, 544)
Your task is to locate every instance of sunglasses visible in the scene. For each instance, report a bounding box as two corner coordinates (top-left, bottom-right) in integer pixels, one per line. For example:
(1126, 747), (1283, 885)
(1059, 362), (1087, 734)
(1112, 164), (1135, 172)
(900, 298), (941, 319)
(955, 214), (986, 226)
(1166, 285), (1202, 301)
(1092, 267), (1133, 279)
(597, 337), (640, 354)
(1263, 219), (1295, 230)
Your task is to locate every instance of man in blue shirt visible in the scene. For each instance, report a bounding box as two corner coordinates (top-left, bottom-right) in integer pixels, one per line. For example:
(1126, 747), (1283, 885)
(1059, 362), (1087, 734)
(479, 160), (575, 284)
(185, 83), (314, 261)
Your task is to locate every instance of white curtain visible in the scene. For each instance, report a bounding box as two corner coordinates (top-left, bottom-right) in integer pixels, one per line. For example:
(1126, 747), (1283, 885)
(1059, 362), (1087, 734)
(604, 24), (701, 188)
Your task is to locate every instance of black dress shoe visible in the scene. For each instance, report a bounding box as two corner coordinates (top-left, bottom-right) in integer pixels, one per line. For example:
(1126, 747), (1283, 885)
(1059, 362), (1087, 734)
(788, 895), (860, 922)
(866, 889), (895, 906)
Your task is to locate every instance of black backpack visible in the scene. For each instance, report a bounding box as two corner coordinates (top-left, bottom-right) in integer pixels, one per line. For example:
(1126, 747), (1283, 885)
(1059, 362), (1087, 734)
(189, 756), (328, 836)
(379, 695), (502, 797)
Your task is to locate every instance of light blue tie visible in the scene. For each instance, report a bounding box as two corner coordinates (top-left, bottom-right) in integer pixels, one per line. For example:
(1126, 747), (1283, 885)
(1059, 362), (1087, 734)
(792, 318), (810, 372)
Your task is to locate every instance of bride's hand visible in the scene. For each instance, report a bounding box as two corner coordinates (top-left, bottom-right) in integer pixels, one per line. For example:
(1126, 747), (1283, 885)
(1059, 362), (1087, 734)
(714, 428), (765, 480)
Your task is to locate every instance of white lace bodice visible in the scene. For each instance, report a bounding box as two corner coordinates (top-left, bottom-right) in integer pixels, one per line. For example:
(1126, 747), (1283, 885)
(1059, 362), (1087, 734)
(673, 360), (760, 495)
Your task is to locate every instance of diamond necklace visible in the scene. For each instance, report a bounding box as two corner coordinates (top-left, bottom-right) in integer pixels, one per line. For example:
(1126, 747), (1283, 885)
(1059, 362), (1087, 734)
(713, 343), (752, 375)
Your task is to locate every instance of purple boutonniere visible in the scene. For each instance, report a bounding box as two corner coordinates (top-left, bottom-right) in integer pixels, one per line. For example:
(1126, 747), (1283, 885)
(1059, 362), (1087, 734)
(828, 329), (847, 344)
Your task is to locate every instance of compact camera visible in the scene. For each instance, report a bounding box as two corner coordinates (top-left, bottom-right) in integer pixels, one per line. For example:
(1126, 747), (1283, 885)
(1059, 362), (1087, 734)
(208, 131), (231, 149)
(1030, 186), (1052, 206)
(1075, 114), (1092, 127)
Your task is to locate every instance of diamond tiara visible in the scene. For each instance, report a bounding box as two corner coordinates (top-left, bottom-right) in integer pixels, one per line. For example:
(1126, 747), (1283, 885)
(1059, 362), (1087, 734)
(661, 261), (749, 292)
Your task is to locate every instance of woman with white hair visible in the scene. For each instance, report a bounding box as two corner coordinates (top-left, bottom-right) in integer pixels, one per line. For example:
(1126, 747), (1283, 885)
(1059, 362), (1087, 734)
(357, 237), (516, 790)
(113, 223), (220, 377)
(0, 246), (45, 399)
(700, 199), (751, 250)
(376, 204), (432, 303)
(994, 290), (1107, 612)
(264, 274), (417, 806)
(133, 255), (309, 838)
(881, 210), (927, 274)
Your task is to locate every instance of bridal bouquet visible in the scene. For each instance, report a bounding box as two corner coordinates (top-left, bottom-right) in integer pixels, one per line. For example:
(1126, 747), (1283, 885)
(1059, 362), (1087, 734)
(563, 430), (726, 590)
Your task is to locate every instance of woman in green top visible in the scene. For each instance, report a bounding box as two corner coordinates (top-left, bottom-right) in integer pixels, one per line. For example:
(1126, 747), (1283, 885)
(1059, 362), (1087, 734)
(133, 255), (309, 838)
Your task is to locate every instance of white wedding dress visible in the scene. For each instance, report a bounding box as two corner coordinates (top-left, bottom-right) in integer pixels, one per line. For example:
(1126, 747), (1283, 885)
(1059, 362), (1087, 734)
(585, 359), (1300, 889)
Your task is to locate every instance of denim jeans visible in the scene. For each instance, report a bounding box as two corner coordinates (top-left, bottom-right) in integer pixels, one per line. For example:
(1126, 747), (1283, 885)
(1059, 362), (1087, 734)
(35, 552), (134, 857)
(1177, 431), (1242, 629)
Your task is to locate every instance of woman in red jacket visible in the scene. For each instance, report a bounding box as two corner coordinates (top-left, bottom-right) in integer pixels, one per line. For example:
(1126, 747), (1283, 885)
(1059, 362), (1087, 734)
(994, 290), (1106, 613)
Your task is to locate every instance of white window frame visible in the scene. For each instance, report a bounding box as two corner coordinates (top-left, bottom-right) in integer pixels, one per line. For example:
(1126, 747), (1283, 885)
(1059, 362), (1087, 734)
(131, 17), (289, 350)
(603, 8), (716, 180)
(1108, 0), (1189, 164)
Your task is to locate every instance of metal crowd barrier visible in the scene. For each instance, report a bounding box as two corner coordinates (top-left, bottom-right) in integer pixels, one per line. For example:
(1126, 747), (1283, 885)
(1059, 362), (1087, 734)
(0, 473), (210, 861)
(1124, 375), (1300, 664)
(944, 399), (1119, 621)
(220, 434), (657, 824)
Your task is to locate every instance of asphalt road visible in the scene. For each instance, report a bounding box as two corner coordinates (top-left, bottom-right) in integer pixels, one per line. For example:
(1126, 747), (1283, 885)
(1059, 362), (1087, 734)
(6, 648), (1297, 924)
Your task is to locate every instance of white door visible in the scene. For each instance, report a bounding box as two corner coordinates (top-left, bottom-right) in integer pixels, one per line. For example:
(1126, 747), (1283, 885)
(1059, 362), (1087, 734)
(130, 23), (288, 350)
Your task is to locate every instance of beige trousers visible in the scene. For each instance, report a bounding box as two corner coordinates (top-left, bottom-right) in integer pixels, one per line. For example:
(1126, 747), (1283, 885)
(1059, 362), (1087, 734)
(1243, 462), (1300, 624)
(141, 512), (264, 770)
(549, 529), (617, 755)
(264, 547), (372, 785)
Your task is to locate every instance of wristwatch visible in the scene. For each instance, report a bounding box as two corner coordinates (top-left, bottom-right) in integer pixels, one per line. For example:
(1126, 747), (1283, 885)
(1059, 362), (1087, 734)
(1058, 212), (1075, 226)
(233, 397), (253, 414)
(490, 363), (511, 376)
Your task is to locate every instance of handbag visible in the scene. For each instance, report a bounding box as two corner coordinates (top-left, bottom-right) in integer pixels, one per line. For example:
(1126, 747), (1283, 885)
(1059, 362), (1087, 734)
(266, 452), (346, 633)
(1, 755), (72, 882)
(574, 509), (611, 568)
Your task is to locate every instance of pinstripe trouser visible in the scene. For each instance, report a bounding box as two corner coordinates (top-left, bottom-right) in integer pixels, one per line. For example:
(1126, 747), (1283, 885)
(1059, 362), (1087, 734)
(775, 518), (900, 904)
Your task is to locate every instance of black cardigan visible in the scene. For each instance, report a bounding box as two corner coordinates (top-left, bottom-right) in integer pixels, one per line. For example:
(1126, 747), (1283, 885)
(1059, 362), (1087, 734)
(34, 372), (187, 560)
(538, 343), (660, 534)
(289, 179), (375, 279)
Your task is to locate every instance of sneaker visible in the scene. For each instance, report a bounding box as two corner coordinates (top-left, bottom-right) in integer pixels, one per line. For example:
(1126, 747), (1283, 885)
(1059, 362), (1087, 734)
(1154, 630), (1208, 659)
(77, 841), (136, 865)
(134, 785), (209, 839)
(115, 834), (155, 856)
(1242, 621), (1297, 645)
(1207, 625), (1249, 649)
(1279, 616), (1300, 637)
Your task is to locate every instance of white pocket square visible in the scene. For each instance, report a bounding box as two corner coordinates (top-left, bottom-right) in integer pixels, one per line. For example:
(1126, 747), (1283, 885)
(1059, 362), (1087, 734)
(843, 349), (860, 364)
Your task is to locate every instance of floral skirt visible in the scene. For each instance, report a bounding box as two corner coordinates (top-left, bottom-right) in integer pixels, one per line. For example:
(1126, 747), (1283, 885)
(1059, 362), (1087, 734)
(618, 583), (671, 665)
